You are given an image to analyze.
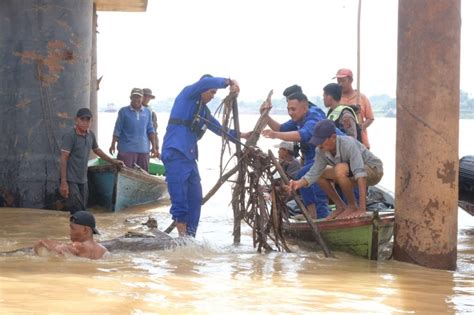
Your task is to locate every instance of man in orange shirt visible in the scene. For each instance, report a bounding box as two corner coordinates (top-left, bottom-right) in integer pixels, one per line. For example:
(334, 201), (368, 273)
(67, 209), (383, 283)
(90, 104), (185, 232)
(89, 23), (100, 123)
(334, 68), (374, 149)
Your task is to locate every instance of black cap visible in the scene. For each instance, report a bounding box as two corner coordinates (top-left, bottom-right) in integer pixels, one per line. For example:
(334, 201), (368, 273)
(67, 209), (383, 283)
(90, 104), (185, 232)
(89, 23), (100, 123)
(283, 84), (303, 97)
(76, 108), (93, 118)
(70, 211), (100, 234)
(286, 91), (308, 103)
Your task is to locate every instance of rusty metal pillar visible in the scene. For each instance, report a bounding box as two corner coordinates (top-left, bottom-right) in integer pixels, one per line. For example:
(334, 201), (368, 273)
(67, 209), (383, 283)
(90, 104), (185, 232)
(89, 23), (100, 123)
(90, 3), (98, 137)
(394, 0), (460, 270)
(0, 0), (93, 209)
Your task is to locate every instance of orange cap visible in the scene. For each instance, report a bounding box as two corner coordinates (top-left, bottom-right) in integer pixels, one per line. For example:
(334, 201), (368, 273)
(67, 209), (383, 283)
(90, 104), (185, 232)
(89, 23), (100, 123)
(333, 68), (353, 79)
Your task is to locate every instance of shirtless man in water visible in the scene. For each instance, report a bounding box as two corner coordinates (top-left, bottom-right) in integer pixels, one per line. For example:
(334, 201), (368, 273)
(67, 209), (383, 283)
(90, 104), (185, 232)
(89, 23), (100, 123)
(288, 120), (383, 220)
(34, 211), (108, 260)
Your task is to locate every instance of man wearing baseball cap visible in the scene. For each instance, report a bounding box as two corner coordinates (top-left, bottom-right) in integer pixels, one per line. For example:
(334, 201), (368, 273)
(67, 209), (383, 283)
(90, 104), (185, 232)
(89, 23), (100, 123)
(275, 141), (301, 180)
(288, 119), (383, 220)
(110, 88), (158, 170)
(334, 68), (375, 149)
(33, 210), (108, 260)
(60, 108), (124, 214)
(142, 88), (160, 158)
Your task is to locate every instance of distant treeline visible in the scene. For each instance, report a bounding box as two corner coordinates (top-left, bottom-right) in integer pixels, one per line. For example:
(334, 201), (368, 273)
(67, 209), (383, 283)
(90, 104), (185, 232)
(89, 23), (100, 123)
(107, 90), (474, 119)
(369, 90), (474, 118)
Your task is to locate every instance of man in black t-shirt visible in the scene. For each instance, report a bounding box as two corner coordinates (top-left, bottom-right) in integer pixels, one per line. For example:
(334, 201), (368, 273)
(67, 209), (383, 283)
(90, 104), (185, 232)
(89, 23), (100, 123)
(60, 108), (123, 213)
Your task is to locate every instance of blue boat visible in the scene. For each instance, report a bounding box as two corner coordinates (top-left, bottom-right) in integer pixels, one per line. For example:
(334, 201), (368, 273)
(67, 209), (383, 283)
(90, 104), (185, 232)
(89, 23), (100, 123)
(87, 161), (168, 212)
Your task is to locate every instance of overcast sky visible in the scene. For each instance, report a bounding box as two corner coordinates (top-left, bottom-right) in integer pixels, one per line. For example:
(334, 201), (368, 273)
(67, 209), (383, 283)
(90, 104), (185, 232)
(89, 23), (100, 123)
(97, 0), (474, 105)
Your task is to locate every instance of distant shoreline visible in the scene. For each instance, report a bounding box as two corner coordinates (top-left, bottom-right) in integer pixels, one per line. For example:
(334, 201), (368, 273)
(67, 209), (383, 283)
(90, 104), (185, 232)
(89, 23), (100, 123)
(100, 91), (474, 119)
(99, 107), (474, 119)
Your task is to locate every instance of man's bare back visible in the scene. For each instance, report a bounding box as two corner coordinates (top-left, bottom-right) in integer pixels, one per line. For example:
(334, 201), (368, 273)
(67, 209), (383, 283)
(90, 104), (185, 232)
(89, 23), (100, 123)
(34, 211), (108, 260)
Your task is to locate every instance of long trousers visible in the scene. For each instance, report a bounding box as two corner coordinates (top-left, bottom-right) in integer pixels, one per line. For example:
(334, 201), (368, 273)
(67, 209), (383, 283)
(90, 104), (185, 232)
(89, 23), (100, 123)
(296, 162), (330, 219)
(163, 150), (202, 237)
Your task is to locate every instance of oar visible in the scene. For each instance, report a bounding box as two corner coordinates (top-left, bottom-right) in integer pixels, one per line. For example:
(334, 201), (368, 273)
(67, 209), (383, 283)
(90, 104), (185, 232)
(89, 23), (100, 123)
(268, 151), (333, 258)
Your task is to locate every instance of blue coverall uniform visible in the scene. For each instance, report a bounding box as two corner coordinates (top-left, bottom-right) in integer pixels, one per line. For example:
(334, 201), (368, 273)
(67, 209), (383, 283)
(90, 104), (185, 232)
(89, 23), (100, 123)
(280, 106), (332, 218)
(161, 77), (234, 236)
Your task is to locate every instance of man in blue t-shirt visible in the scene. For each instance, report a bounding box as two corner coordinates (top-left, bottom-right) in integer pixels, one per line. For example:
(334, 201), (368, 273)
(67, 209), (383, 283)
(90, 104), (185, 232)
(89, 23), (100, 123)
(109, 88), (158, 171)
(261, 91), (330, 219)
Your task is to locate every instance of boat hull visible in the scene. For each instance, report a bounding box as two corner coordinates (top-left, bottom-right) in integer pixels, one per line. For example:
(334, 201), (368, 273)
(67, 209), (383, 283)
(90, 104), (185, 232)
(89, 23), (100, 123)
(459, 155), (474, 216)
(282, 212), (395, 260)
(88, 164), (168, 212)
(89, 157), (165, 176)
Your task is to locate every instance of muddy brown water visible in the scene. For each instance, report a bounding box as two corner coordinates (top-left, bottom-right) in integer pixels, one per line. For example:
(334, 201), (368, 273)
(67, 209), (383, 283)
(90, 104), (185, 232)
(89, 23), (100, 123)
(1, 115), (473, 313)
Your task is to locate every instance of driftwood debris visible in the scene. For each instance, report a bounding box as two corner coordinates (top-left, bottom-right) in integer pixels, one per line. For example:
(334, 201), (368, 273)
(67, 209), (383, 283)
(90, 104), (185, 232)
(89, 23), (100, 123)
(213, 92), (246, 243)
(229, 144), (291, 252)
(164, 90), (331, 256)
(203, 90), (274, 204)
(245, 90), (273, 146)
(203, 90), (294, 252)
(201, 90), (332, 255)
(230, 94), (245, 243)
(268, 151), (332, 257)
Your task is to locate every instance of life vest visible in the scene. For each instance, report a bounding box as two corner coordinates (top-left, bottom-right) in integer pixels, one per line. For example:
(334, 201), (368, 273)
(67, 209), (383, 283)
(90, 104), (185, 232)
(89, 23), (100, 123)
(327, 105), (363, 142)
(168, 101), (211, 140)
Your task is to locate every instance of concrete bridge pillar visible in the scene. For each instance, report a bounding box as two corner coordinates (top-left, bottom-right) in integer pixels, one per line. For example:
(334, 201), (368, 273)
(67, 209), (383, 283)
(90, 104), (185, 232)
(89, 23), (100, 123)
(394, 0), (461, 270)
(0, 0), (93, 209)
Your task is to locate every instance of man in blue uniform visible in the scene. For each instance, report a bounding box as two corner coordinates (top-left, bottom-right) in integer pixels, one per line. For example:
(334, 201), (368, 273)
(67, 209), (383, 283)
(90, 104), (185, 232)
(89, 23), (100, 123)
(261, 91), (331, 219)
(161, 75), (241, 237)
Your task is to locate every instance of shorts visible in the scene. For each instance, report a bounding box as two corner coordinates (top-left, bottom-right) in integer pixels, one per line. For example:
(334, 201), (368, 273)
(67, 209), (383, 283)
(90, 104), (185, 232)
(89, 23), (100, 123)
(351, 165), (383, 186)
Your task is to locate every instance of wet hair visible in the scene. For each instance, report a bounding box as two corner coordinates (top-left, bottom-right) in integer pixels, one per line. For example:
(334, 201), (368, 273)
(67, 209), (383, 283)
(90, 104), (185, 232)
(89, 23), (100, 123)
(200, 74), (213, 80)
(323, 83), (342, 101)
(286, 91), (308, 103)
(283, 84), (303, 97)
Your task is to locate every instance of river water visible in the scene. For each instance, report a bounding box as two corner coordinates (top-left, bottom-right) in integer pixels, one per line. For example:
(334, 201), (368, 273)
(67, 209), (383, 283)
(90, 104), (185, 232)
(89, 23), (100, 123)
(1, 113), (473, 314)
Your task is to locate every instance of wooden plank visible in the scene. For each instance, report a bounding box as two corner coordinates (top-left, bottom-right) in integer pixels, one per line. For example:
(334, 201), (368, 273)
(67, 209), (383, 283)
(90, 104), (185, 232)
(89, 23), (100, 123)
(269, 151), (333, 258)
(94, 0), (147, 12)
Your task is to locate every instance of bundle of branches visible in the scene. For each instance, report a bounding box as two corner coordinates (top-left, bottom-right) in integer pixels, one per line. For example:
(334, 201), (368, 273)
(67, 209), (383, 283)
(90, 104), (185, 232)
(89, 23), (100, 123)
(210, 90), (290, 252)
(233, 146), (291, 252)
(209, 90), (332, 256)
(213, 92), (236, 176)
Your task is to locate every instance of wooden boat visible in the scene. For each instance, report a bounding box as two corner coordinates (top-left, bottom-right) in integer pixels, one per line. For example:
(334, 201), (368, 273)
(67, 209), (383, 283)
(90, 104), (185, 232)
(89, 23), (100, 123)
(459, 155), (474, 216)
(148, 157), (166, 176)
(87, 161), (168, 212)
(282, 211), (395, 260)
(91, 157), (166, 176)
(459, 201), (474, 216)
